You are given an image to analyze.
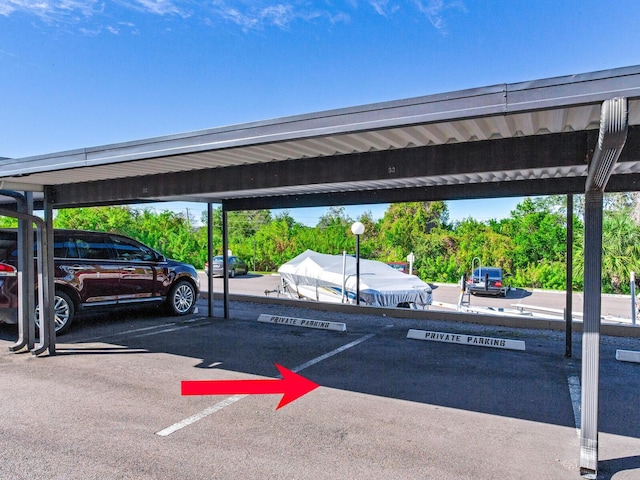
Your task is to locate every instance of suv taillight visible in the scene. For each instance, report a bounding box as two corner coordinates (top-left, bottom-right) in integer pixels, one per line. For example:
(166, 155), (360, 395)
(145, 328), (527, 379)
(0, 263), (16, 277)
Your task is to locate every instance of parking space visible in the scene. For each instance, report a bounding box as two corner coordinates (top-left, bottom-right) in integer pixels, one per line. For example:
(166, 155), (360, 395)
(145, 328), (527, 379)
(1, 299), (639, 479)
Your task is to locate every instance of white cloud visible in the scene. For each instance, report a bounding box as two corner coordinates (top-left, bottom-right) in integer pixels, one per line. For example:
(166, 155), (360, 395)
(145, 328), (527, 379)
(262, 4), (294, 28)
(412, 0), (467, 32)
(211, 2), (303, 30)
(0, 48), (18, 58)
(0, 0), (187, 19)
(130, 0), (189, 17)
(0, 0), (100, 19)
(368, 0), (399, 17)
(0, 0), (464, 33)
(78, 25), (102, 35)
(210, 1), (350, 30)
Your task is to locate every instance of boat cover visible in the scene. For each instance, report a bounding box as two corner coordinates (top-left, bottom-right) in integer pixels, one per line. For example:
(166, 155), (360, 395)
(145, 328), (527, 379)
(278, 249), (432, 307)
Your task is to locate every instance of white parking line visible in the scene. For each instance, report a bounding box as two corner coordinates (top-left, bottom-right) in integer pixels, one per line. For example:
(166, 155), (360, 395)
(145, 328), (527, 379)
(72, 317), (203, 344)
(155, 325), (393, 437)
(290, 330), (381, 373)
(156, 395), (248, 437)
(129, 325), (193, 339)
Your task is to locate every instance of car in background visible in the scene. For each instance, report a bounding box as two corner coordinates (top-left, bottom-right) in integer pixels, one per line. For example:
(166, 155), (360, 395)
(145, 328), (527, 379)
(467, 267), (509, 297)
(386, 261), (418, 275)
(205, 255), (249, 277)
(0, 229), (200, 334)
(387, 262), (410, 274)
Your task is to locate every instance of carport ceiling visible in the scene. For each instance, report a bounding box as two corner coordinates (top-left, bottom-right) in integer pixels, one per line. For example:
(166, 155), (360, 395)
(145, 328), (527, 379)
(1, 65), (640, 210)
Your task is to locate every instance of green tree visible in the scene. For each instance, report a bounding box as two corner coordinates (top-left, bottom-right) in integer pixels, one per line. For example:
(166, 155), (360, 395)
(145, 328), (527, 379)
(599, 210), (640, 293)
(0, 215), (18, 228)
(54, 206), (207, 267)
(378, 201), (449, 261)
(355, 211), (381, 260)
(493, 197), (567, 268)
(54, 206), (135, 233)
(198, 208), (273, 269)
(251, 212), (304, 271)
(412, 227), (459, 282)
(310, 206), (355, 254)
(317, 206), (351, 229)
(38, 196), (640, 292)
(453, 218), (514, 274)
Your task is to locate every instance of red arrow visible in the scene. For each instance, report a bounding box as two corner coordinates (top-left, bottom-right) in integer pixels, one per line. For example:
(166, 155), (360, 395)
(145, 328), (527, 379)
(181, 364), (319, 410)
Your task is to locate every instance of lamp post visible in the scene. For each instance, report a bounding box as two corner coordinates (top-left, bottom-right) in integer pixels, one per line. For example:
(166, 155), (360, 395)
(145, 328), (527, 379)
(407, 252), (415, 275)
(351, 221), (365, 305)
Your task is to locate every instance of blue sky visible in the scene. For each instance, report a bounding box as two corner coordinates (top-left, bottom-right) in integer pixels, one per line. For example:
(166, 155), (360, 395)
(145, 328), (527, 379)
(2, 0), (640, 225)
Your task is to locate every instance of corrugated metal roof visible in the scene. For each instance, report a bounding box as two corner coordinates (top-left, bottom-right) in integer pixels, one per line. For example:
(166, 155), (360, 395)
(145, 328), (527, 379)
(1, 66), (640, 205)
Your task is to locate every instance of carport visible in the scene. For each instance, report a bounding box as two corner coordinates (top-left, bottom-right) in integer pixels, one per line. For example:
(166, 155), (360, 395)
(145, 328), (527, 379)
(1, 65), (640, 477)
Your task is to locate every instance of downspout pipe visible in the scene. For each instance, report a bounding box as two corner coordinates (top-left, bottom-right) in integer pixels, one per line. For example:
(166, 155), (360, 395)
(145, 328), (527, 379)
(580, 97), (628, 479)
(585, 97), (629, 191)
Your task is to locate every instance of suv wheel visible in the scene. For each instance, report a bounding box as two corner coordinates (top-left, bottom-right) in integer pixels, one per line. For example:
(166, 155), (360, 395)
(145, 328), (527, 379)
(230, 268), (236, 278)
(166, 280), (196, 315)
(36, 290), (75, 335)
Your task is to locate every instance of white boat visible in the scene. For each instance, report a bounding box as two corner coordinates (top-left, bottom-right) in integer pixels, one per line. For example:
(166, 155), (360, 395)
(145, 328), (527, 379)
(278, 250), (433, 309)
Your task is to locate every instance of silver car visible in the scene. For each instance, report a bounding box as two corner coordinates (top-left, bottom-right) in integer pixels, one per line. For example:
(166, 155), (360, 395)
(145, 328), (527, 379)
(205, 256), (249, 277)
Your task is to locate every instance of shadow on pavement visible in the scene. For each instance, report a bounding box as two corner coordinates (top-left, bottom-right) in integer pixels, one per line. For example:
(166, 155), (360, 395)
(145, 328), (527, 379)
(470, 287), (532, 299)
(597, 455), (640, 479)
(4, 299), (638, 442)
(507, 287), (532, 299)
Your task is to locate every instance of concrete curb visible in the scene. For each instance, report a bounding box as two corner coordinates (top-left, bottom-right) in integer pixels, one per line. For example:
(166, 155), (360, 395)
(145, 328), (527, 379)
(200, 292), (640, 339)
(429, 282), (633, 299)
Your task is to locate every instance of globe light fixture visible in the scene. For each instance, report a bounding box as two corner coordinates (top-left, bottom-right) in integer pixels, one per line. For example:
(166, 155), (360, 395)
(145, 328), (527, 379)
(351, 221), (365, 236)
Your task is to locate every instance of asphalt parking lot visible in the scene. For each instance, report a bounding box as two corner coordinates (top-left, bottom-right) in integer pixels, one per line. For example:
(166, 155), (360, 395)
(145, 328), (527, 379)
(1, 299), (639, 480)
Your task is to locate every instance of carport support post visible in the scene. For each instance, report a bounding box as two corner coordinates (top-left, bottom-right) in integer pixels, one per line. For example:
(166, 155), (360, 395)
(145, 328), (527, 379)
(0, 204), (53, 355)
(580, 189), (603, 477)
(32, 190), (56, 356)
(207, 203), (214, 318)
(44, 193), (56, 354)
(565, 194), (573, 358)
(631, 271), (636, 326)
(15, 204), (31, 349)
(4, 191), (35, 352)
(222, 205), (230, 319)
(22, 192), (36, 350)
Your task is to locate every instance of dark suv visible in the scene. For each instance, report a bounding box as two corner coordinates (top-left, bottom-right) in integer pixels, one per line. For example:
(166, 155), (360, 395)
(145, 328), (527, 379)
(0, 229), (200, 334)
(466, 267), (508, 297)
